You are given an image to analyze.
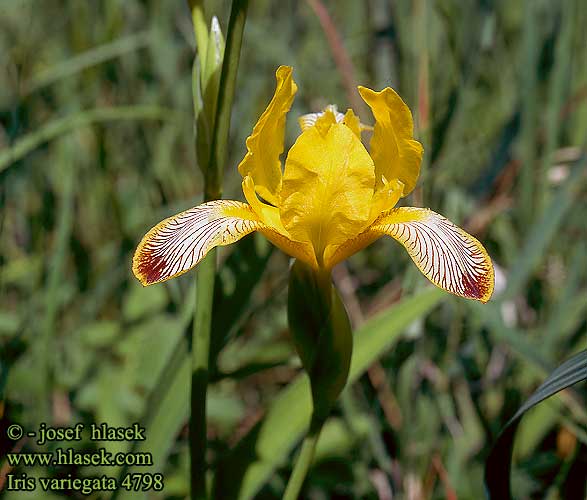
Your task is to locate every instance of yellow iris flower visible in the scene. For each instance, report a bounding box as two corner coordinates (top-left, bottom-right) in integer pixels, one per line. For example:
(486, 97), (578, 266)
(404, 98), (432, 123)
(133, 66), (493, 302)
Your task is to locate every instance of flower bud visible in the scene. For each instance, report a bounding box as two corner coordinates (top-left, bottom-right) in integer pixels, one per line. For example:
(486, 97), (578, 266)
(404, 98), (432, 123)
(288, 260), (353, 420)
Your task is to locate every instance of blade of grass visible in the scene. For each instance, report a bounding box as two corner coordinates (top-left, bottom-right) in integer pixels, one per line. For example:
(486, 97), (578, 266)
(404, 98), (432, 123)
(502, 154), (585, 301)
(519, 0), (539, 226)
(542, 242), (587, 353)
(470, 303), (587, 426)
(538, 2), (574, 213)
(39, 137), (76, 421)
(23, 31), (152, 95)
(484, 349), (587, 500)
(111, 281), (195, 500)
(0, 106), (183, 174)
(112, 354), (192, 500)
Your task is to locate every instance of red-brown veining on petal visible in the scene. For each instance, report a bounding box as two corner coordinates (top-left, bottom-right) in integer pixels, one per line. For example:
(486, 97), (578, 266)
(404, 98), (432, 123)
(132, 200), (261, 286)
(371, 207), (494, 302)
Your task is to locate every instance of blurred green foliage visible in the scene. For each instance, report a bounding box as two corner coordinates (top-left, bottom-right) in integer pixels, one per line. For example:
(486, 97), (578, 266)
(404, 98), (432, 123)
(1, 0), (586, 499)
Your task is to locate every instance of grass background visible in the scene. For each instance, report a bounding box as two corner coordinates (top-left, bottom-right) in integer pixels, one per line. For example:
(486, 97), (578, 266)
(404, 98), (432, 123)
(1, 0), (586, 498)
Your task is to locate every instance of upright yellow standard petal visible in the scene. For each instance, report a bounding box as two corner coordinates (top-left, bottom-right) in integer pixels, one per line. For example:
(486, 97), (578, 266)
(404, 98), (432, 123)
(241, 175), (318, 267)
(237, 65), (297, 205)
(298, 105), (345, 132)
(358, 86), (423, 196)
(280, 112), (375, 265)
(368, 177), (404, 222)
(342, 108), (361, 138)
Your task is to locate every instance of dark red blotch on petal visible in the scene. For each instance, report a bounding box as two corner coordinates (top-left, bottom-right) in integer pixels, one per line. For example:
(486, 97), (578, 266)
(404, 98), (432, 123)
(136, 252), (167, 285)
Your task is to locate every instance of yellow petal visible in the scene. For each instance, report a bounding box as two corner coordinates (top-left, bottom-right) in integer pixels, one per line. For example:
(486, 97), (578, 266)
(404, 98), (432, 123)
(241, 177), (319, 267)
(133, 200), (261, 286)
(237, 66), (297, 205)
(374, 207), (494, 302)
(259, 227), (319, 269)
(280, 120), (375, 266)
(242, 175), (288, 233)
(323, 230), (382, 270)
(298, 104), (344, 132)
(242, 177), (318, 268)
(323, 178), (404, 268)
(358, 86), (423, 196)
(368, 176), (404, 222)
(342, 108), (361, 138)
(314, 107), (338, 134)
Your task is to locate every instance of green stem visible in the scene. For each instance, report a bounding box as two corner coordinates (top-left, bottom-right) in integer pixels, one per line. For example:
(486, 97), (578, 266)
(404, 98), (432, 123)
(283, 416), (325, 500)
(206, 0), (249, 198)
(190, 250), (216, 500)
(189, 1), (249, 499)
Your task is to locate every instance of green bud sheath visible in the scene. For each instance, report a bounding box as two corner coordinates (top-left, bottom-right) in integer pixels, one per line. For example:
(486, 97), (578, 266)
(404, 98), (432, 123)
(288, 260), (353, 421)
(196, 16), (225, 174)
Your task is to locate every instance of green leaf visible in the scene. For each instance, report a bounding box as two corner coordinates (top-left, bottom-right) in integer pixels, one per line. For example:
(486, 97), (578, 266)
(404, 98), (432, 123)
(79, 320), (120, 348)
(484, 349), (587, 500)
(213, 287), (445, 500)
(110, 283), (196, 500)
(112, 345), (190, 500)
(312, 415), (371, 464)
(0, 310), (20, 337)
(122, 282), (168, 322)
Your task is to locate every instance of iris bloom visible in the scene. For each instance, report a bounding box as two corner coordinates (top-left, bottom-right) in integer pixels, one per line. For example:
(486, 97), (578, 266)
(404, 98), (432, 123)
(133, 66), (493, 302)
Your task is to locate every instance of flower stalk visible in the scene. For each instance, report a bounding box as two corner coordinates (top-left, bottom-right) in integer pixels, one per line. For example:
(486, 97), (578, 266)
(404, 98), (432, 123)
(282, 416), (324, 500)
(284, 260), (354, 496)
(188, 1), (249, 498)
